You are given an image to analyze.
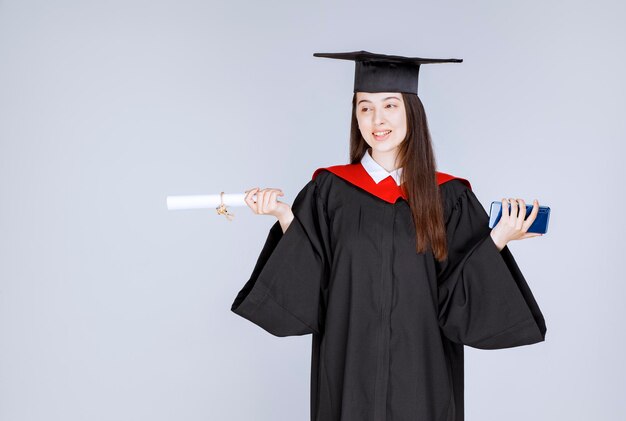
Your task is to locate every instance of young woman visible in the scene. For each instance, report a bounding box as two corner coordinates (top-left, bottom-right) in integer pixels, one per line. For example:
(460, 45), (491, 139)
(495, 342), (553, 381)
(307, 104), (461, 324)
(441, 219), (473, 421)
(232, 51), (547, 421)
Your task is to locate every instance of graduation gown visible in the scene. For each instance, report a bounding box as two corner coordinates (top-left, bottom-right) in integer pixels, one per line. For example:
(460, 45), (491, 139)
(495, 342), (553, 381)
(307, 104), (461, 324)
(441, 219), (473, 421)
(231, 163), (547, 421)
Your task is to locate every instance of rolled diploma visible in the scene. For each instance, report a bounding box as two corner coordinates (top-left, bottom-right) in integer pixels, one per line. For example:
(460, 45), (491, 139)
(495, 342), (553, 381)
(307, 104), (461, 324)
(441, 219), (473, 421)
(166, 193), (252, 210)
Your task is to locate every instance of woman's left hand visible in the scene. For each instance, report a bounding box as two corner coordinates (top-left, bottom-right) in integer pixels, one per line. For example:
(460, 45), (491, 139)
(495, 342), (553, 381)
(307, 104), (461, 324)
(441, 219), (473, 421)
(490, 198), (543, 251)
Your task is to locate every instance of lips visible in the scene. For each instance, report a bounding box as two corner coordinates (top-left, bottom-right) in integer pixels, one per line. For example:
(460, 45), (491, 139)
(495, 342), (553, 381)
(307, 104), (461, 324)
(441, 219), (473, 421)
(373, 129), (392, 140)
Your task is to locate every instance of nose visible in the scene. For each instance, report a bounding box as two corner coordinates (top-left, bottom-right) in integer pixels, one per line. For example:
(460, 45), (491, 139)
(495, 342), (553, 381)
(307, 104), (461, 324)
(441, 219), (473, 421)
(373, 107), (385, 126)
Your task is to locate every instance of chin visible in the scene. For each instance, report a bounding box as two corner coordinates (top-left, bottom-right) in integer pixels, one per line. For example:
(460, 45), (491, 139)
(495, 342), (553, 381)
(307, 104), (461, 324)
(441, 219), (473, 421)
(370, 141), (402, 153)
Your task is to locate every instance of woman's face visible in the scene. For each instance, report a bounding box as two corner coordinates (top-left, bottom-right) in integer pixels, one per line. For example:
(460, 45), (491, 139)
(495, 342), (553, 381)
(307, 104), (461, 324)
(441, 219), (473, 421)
(355, 91), (407, 157)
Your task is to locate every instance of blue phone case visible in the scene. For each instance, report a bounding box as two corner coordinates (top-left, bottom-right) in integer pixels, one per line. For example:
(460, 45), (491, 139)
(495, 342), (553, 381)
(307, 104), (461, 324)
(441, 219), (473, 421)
(488, 201), (551, 234)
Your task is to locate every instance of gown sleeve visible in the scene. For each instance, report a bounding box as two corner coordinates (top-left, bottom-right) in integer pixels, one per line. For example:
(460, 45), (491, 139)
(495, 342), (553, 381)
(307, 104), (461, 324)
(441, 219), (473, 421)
(436, 180), (547, 350)
(231, 177), (330, 337)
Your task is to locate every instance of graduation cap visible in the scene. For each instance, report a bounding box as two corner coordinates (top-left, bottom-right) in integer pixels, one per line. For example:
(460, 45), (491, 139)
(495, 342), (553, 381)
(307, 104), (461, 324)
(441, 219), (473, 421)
(313, 50), (462, 94)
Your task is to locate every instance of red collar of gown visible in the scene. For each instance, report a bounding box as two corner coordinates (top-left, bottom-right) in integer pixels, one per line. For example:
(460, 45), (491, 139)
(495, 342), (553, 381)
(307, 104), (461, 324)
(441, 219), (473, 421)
(312, 163), (472, 204)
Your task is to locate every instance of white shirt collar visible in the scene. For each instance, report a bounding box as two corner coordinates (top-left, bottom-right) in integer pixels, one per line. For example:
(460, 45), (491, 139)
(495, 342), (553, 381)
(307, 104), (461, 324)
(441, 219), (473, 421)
(360, 149), (403, 186)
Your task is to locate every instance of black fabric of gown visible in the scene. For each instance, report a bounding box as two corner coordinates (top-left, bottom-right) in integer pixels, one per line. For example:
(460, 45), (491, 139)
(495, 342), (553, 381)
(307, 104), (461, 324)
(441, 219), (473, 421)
(231, 169), (546, 421)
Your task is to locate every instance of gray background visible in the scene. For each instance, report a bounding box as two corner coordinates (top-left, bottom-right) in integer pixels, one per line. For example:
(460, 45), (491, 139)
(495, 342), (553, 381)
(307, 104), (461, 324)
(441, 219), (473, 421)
(1, 0), (624, 420)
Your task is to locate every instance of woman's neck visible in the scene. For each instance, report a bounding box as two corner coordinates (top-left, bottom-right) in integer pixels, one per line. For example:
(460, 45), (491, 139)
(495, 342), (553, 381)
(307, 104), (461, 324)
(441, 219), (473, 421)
(370, 148), (401, 172)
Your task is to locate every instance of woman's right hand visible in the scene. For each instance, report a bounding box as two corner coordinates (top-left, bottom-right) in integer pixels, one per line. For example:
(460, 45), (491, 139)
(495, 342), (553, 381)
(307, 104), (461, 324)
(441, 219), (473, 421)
(244, 187), (292, 220)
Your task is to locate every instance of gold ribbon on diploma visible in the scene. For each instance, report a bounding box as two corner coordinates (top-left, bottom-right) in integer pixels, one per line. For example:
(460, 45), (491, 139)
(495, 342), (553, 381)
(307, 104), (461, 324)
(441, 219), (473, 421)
(215, 191), (235, 221)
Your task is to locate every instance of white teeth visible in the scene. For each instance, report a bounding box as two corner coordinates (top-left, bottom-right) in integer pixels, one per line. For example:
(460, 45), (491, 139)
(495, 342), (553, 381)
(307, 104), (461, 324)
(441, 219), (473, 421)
(374, 130), (391, 136)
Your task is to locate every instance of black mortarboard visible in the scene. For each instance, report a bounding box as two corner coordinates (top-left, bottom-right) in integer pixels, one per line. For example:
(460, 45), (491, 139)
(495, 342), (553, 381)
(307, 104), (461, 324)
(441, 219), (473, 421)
(313, 50), (462, 94)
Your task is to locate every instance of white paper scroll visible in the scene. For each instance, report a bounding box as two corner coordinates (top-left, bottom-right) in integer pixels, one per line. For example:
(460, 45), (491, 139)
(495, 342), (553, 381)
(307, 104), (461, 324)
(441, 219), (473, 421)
(166, 192), (255, 210)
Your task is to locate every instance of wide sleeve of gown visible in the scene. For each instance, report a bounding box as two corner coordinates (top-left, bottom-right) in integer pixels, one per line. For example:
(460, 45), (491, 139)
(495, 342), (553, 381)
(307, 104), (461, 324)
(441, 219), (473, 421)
(231, 176), (330, 337)
(436, 180), (547, 350)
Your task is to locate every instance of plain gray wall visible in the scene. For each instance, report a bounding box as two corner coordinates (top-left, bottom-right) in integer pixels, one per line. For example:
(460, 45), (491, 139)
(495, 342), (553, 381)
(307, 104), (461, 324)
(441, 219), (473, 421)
(1, 0), (624, 420)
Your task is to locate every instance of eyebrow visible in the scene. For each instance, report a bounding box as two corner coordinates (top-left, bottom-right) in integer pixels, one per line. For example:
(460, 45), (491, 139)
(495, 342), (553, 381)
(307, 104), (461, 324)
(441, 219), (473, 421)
(357, 96), (401, 105)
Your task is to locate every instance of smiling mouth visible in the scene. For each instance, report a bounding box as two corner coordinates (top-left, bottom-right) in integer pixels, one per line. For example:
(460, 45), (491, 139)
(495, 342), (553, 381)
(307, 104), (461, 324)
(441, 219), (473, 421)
(373, 130), (392, 140)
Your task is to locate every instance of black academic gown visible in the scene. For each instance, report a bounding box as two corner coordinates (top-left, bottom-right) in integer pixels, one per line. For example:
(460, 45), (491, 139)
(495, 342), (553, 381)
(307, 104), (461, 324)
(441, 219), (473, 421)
(231, 168), (546, 421)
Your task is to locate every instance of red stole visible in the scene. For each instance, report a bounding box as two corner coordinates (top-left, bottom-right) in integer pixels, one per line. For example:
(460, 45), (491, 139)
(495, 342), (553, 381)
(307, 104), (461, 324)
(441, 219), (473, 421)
(312, 163), (471, 204)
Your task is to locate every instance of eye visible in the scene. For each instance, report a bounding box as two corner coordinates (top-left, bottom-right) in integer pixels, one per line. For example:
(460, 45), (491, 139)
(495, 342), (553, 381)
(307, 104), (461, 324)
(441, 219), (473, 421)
(386, 104), (396, 108)
(360, 107), (370, 112)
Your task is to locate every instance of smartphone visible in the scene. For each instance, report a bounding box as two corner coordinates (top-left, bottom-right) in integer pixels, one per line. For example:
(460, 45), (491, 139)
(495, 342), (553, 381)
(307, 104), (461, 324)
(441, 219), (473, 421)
(488, 201), (551, 234)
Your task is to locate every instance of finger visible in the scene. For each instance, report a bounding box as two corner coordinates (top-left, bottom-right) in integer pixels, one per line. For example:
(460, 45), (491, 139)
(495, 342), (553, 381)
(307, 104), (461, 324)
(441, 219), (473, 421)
(509, 197), (517, 223)
(244, 187), (258, 200)
(267, 189), (284, 202)
(522, 199), (540, 231)
(515, 198), (526, 231)
(501, 198), (509, 221)
(256, 189), (266, 214)
(267, 189), (280, 206)
(244, 187), (259, 212)
(262, 188), (272, 211)
(268, 190), (278, 209)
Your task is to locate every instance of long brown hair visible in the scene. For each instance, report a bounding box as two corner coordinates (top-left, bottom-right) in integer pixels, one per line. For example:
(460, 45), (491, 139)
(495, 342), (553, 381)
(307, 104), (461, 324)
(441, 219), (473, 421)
(349, 92), (448, 262)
